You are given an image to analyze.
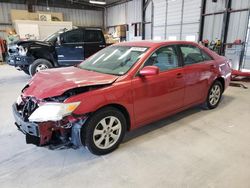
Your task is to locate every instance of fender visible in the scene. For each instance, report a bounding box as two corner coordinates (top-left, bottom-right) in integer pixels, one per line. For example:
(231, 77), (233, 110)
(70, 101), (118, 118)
(65, 81), (136, 129)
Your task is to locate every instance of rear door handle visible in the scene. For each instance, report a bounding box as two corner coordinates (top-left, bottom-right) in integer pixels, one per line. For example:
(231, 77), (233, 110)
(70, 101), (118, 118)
(75, 46), (83, 49)
(176, 73), (183, 78)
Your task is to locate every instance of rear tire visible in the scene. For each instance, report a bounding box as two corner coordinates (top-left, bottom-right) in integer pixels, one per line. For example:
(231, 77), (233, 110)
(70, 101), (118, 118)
(82, 107), (126, 155)
(203, 80), (223, 109)
(29, 59), (53, 76)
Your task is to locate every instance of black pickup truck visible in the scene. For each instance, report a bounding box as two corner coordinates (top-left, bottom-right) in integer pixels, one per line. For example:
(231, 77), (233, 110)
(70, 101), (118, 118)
(7, 27), (106, 76)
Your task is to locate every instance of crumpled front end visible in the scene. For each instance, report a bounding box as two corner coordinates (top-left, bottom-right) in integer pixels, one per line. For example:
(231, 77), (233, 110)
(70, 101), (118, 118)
(12, 96), (87, 149)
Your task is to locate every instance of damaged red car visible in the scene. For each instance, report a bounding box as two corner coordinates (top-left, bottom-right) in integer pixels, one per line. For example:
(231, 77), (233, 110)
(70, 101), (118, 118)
(13, 41), (231, 155)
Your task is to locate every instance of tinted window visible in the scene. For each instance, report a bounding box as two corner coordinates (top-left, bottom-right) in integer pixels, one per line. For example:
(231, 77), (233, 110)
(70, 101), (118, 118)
(62, 29), (83, 43)
(180, 45), (203, 65)
(144, 46), (179, 72)
(85, 30), (103, 42)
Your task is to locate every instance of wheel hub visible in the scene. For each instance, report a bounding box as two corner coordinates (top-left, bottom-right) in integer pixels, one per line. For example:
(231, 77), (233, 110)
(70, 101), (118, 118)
(93, 116), (122, 149)
(36, 64), (48, 72)
(209, 84), (221, 106)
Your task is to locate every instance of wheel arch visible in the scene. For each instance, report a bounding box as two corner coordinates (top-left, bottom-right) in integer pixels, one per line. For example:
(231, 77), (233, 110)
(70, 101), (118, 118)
(94, 103), (131, 131)
(215, 77), (225, 92)
(32, 52), (56, 67)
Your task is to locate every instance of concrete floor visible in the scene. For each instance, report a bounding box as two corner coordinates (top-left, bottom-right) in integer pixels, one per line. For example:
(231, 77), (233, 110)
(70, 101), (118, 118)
(0, 64), (250, 188)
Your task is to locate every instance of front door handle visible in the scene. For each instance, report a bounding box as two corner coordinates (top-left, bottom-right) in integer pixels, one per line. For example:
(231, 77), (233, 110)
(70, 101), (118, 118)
(176, 73), (183, 78)
(75, 46), (83, 49)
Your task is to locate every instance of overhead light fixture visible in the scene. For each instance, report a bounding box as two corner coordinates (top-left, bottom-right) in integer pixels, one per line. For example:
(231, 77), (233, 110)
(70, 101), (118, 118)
(89, 0), (106, 5)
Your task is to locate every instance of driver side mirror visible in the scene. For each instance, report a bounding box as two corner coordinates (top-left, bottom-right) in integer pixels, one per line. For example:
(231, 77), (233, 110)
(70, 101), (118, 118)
(139, 66), (159, 77)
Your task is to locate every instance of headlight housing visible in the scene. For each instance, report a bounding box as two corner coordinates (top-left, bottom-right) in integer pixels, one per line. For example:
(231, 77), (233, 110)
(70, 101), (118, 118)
(18, 45), (28, 56)
(29, 102), (80, 122)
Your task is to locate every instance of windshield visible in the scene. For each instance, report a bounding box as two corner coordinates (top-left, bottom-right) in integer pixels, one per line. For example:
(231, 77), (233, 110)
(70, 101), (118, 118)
(43, 29), (67, 42)
(78, 46), (148, 75)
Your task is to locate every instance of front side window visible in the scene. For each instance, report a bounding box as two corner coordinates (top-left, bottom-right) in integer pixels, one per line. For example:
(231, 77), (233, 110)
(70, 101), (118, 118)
(143, 46), (179, 72)
(78, 46), (148, 75)
(62, 29), (83, 43)
(180, 45), (204, 65)
(44, 29), (68, 43)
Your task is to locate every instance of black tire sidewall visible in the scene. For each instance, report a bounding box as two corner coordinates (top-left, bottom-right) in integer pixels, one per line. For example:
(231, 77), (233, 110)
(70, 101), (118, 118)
(83, 107), (127, 155)
(29, 59), (52, 76)
(206, 81), (223, 109)
(22, 68), (30, 75)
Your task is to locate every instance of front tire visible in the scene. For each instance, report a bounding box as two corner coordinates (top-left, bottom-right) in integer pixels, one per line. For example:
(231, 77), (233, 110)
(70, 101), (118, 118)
(203, 81), (223, 109)
(22, 68), (30, 75)
(82, 107), (126, 155)
(29, 59), (53, 76)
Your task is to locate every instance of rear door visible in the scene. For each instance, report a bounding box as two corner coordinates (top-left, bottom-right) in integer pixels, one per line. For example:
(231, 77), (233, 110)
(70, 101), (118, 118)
(83, 29), (106, 59)
(178, 44), (215, 106)
(56, 29), (84, 66)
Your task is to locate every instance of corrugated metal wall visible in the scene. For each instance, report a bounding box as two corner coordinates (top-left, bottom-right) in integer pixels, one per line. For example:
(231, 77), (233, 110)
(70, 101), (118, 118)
(105, 0), (142, 40)
(106, 4), (126, 26)
(105, 0), (250, 43)
(203, 14), (224, 41)
(148, 0), (201, 41)
(227, 0), (250, 43)
(203, 0), (250, 43)
(0, 2), (103, 39)
(145, 1), (153, 39)
(151, 0), (166, 40)
(105, 0), (201, 41)
(0, 3), (26, 38)
(106, 0), (142, 26)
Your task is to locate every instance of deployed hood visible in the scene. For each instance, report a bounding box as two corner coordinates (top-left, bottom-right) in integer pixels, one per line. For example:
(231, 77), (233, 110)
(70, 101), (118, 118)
(23, 67), (119, 99)
(8, 40), (52, 55)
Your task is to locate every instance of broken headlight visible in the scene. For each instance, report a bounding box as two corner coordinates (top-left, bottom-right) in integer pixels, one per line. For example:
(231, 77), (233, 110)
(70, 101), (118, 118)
(29, 102), (80, 122)
(18, 45), (28, 56)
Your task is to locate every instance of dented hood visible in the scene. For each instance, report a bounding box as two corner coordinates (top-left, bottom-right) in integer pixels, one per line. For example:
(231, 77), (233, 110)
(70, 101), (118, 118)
(23, 66), (119, 99)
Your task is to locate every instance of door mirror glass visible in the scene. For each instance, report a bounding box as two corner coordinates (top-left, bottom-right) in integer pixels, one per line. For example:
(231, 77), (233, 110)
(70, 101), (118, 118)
(139, 66), (159, 77)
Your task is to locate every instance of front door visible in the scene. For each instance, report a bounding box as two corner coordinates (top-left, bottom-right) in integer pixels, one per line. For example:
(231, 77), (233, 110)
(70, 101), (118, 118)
(132, 45), (185, 126)
(56, 29), (84, 66)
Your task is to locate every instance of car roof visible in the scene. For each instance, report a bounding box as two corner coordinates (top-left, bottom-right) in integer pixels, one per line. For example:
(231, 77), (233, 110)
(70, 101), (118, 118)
(114, 40), (199, 48)
(76, 26), (102, 30)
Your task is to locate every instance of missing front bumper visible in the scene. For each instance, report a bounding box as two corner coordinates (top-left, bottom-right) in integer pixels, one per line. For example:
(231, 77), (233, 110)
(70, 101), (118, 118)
(12, 103), (86, 149)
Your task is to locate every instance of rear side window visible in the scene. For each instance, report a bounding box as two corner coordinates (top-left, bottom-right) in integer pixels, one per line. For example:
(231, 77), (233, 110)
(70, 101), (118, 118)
(62, 29), (83, 43)
(201, 50), (213, 61)
(180, 45), (204, 65)
(85, 30), (103, 42)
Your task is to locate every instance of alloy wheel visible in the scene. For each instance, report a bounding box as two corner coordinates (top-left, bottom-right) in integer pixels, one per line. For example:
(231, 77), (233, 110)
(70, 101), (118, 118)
(209, 84), (221, 106)
(93, 116), (122, 149)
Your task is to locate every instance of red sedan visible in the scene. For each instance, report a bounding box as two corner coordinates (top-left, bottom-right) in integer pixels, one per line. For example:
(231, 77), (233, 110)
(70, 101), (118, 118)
(13, 41), (231, 155)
